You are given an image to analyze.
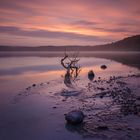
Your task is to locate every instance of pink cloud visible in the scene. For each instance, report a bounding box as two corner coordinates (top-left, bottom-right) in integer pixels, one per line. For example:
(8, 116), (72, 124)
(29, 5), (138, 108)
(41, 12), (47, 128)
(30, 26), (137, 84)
(0, 0), (139, 46)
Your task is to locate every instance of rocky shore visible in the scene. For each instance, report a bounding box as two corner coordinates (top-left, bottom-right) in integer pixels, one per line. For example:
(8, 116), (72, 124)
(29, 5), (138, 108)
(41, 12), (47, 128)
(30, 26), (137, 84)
(15, 73), (140, 140)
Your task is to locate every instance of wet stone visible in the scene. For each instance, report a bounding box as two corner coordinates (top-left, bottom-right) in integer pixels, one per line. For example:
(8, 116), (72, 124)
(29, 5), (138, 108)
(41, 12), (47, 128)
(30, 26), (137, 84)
(88, 70), (95, 81)
(65, 110), (85, 124)
(52, 106), (57, 109)
(26, 86), (31, 90)
(101, 65), (107, 70)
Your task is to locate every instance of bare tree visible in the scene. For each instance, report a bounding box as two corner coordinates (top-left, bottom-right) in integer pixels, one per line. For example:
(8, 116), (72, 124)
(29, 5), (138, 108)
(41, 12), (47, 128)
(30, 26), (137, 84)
(61, 51), (81, 87)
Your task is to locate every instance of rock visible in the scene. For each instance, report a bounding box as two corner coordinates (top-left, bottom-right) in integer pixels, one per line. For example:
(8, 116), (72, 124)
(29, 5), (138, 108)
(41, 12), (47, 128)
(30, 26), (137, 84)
(96, 125), (109, 131)
(100, 95), (104, 98)
(62, 99), (66, 102)
(101, 65), (107, 70)
(32, 84), (36, 87)
(65, 110), (85, 124)
(97, 87), (105, 91)
(137, 96), (140, 100)
(26, 86), (31, 90)
(40, 83), (43, 86)
(52, 106), (57, 109)
(88, 70), (95, 81)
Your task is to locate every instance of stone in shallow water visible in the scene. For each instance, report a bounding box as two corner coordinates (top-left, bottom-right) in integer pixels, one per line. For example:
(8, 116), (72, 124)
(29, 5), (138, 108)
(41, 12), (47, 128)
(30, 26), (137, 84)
(88, 70), (95, 81)
(32, 84), (36, 87)
(65, 110), (85, 124)
(101, 65), (107, 70)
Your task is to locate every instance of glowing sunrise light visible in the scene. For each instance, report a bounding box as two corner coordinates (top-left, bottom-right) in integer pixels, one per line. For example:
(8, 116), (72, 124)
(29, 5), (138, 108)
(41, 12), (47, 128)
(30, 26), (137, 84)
(0, 0), (139, 46)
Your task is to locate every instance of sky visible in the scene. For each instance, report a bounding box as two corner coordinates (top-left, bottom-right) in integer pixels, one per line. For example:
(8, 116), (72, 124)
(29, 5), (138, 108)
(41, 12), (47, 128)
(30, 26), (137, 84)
(0, 0), (140, 46)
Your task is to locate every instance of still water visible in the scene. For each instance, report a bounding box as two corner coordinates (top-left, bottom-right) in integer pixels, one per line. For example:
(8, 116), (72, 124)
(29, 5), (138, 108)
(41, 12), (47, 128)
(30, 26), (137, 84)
(0, 53), (139, 140)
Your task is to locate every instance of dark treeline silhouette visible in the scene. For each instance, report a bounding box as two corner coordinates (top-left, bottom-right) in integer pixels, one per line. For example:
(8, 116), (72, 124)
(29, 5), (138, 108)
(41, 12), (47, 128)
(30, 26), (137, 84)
(0, 35), (140, 51)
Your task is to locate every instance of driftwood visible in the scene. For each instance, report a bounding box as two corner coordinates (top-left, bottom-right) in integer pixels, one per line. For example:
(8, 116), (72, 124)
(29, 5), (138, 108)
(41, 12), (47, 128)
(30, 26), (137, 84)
(61, 51), (81, 87)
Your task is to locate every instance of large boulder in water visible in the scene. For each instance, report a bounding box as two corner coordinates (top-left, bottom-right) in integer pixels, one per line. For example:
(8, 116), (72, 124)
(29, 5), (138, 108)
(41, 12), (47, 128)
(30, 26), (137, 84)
(65, 110), (85, 124)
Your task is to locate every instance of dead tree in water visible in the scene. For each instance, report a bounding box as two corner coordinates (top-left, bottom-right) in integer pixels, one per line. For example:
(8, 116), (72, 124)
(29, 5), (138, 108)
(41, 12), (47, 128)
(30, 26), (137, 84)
(61, 52), (81, 86)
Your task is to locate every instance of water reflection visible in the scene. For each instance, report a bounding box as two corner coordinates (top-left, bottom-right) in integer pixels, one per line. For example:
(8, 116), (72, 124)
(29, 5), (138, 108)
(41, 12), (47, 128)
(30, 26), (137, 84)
(64, 72), (73, 87)
(0, 64), (62, 76)
(0, 55), (140, 140)
(65, 123), (85, 135)
(63, 69), (80, 88)
(61, 53), (81, 88)
(0, 52), (139, 69)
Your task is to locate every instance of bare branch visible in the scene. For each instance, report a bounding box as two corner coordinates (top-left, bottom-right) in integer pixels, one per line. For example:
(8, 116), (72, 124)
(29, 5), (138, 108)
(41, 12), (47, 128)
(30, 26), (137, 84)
(61, 54), (68, 69)
(61, 50), (81, 85)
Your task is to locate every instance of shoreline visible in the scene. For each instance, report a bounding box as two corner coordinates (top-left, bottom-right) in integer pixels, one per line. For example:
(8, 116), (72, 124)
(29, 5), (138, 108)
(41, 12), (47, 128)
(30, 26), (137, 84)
(13, 73), (140, 140)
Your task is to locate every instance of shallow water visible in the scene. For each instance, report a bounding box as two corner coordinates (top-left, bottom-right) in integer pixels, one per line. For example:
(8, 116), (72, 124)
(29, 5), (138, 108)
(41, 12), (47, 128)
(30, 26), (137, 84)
(0, 53), (140, 140)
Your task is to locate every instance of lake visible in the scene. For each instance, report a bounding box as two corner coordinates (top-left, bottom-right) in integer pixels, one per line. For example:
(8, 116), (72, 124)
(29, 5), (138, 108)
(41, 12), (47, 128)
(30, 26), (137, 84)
(0, 51), (140, 140)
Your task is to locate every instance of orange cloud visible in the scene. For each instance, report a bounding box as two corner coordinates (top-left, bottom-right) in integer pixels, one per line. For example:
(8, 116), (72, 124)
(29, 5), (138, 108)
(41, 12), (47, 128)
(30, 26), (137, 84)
(0, 0), (140, 46)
